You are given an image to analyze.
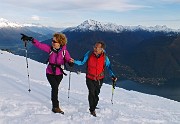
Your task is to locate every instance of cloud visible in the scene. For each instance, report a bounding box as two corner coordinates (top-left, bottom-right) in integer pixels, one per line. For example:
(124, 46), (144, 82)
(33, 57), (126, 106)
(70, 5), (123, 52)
(31, 15), (40, 21)
(1, 0), (180, 13)
(0, 0), (150, 12)
(160, 0), (180, 3)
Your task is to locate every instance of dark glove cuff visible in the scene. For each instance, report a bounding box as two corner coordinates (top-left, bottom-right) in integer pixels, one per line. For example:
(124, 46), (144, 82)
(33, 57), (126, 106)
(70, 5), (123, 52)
(29, 37), (34, 41)
(68, 62), (74, 67)
(112, 75), (117, 82)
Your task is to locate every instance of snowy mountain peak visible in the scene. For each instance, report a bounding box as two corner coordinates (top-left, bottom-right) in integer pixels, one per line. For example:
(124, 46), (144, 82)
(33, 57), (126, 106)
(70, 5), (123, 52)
(71, 19), (119, 32)
(82, 19), (103, 26)
(0, 18), (22, 28)
(0, 18), (45, 28)
(0, 18), (55, 35)
(65, 19), (180, 33)
(0, 18), (8, 22)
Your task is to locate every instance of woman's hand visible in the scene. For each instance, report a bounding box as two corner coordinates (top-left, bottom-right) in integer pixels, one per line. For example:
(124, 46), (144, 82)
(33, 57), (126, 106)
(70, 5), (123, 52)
(20, 34), (33, 42)
(69, 58), (74, 63)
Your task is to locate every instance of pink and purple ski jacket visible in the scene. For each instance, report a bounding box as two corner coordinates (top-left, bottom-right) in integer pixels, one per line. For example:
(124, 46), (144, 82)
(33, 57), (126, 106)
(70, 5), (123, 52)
(32, 39), (71, 75)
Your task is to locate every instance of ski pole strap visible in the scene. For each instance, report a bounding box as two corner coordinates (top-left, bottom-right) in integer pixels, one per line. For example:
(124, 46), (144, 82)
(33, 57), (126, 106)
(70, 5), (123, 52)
(59, 67), (67, 76)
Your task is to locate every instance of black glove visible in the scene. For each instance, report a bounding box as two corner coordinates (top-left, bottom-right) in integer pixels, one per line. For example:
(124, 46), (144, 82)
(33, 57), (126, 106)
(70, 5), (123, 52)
(20, 33), (33, 41)
(68, 62), (74, 67)
(112, 76), (117, 82)
(112, 76), (117, 89)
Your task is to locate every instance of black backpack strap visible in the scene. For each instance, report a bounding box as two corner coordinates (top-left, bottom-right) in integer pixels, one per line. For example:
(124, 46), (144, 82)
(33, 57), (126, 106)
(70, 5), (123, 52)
(48, 63), (67, 76)
(46, 46), (54, 64)
(60, 49), (68, 76)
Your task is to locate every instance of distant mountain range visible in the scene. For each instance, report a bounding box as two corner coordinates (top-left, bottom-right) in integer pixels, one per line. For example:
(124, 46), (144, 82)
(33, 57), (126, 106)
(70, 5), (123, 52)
(64, 19), (180, 33)
(0, 18), (58, 54)
(1, 18), (180, 85)
(0, 18), (64, 35)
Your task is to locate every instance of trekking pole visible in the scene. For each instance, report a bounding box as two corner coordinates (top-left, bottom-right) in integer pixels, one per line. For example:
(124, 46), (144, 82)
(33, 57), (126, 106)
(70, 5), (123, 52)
(24, 41), (31, 92)
(111, 80), (116, 104)
(68, 68), (72, 99)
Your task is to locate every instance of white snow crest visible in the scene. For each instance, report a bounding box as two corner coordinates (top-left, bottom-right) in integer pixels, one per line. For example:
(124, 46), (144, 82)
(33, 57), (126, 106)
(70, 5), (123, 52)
(1, 18), (179, 33)
(0, 50), (180, 124)
(67, 19), (180, 33)
(0, 18), (45, 28)
(0, 18), (22, 28)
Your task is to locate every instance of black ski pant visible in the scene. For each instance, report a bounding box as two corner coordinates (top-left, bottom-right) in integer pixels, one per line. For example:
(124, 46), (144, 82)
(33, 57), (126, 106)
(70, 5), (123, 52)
(46, 74), (63, 108)
(86, 77), (103, 112)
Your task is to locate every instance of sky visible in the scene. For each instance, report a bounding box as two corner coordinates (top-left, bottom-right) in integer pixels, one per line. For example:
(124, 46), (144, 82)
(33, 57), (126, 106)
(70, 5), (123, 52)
(0, 50), (180, 123)
(0, 0), (180, 29)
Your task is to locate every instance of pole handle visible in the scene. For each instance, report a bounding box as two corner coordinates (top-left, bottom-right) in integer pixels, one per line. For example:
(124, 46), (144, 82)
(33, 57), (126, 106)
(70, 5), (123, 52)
(24, 41), (27, 47)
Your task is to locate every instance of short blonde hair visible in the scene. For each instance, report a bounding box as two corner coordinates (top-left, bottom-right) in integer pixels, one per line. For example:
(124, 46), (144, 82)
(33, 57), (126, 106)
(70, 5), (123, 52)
(53, 33), (67, 46)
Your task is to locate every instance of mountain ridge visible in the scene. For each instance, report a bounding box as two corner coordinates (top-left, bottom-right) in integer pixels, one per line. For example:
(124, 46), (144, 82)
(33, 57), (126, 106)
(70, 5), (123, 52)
(1, 18), (180, 33)
(64, 19), (180, 33)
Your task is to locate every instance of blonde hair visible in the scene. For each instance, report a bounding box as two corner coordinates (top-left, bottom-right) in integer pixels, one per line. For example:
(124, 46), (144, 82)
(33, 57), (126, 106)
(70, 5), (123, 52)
(53, 33), (67, 46)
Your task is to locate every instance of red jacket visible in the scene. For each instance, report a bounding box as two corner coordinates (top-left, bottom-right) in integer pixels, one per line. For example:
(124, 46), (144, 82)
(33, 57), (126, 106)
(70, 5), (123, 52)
(87, 53), (105, 80)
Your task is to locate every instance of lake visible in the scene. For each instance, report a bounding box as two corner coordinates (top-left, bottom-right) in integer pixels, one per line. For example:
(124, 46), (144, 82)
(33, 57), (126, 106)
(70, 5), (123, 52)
(112, 80), (180, 102)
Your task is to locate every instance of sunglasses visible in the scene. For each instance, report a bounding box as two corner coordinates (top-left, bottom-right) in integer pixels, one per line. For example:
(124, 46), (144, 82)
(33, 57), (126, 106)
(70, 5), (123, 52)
(93, 46), (103, 50)
(52, 40), (59, 43)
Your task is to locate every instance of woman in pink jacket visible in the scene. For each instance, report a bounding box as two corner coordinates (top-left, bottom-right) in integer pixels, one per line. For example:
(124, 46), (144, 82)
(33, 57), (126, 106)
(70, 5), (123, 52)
(21, 33), (72, 114)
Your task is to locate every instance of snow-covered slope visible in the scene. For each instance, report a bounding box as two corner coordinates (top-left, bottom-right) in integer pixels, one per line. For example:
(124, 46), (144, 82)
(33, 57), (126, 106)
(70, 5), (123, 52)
(0, 50), (180, 124)
(64, 19), (180, 33)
